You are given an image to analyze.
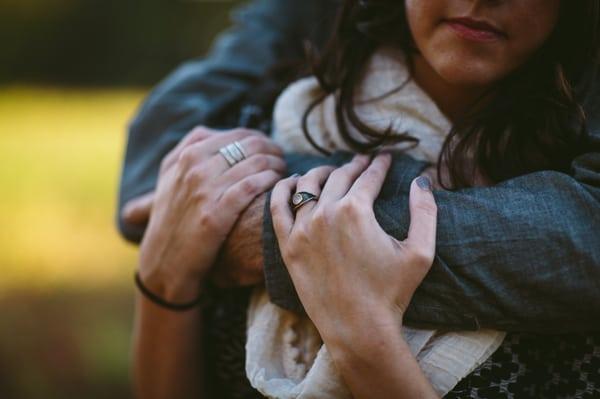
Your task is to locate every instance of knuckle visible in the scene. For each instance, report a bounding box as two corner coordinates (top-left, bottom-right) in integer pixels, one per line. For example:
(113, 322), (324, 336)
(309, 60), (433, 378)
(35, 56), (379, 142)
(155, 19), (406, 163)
(312, 207), (332, 226)
(291, 224), (311, 244)
(331, 165), (352, 180)
(159, 156), (170, 173)
(229, 127), (254, 138)
(282, 245), (299, 263)
(189, 126), (211, 140)
(237, 178), (259, 197)
(198, 209), (218, 230)
(220, 190), (237, 208)
(296, 173), (313, 187)
(339, 197), (364, 215)
(405, 247), (433, 267)
(183, 167), (205, 187)
(191, 188), (208, 203)
(263, 169), (281, 184)
(250, 154), (270, 170)
(177, 147), (196, 168)
(244, 136), (262, 153)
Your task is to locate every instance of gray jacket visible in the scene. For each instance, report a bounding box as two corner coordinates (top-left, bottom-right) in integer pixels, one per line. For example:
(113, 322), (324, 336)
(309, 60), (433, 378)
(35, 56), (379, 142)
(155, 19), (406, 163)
(117, 0), (600, 333)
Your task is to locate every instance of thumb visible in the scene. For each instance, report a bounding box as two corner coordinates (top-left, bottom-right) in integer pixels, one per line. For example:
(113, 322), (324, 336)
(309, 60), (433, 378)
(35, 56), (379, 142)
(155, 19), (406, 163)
(121, 192), (154, 224)
(404, 176), (438, 262)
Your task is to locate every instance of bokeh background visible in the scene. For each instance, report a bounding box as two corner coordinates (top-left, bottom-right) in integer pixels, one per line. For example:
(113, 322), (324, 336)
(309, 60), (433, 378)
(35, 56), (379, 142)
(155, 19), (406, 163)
(0, 1), (241, 397)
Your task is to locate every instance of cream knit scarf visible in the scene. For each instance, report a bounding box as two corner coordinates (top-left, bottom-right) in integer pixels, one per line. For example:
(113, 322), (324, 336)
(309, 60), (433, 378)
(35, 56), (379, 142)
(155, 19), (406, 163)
(245, 46), (505, 398)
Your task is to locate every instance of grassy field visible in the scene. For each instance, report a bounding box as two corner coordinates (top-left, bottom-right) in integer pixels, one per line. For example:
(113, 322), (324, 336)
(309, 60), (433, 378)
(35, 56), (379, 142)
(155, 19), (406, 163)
(0, 86), (146, 398)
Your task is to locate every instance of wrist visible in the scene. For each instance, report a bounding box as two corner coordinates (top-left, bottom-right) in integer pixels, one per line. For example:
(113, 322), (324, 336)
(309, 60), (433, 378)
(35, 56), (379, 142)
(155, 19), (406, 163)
(324, 308), (407, 371)
(322, 305), (403, 358)
(138, 259), (207, 304)
(138, 228), (212, 303)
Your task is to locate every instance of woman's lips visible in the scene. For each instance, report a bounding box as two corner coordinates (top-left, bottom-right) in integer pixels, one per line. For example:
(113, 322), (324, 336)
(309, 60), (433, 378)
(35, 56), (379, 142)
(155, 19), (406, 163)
(445, 17), (506, 42)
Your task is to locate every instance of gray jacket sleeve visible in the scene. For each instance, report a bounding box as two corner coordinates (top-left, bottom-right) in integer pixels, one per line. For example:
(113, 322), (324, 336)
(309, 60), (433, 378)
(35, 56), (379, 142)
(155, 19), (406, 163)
(264, 112), (600, 333)
(117, 0), (336, 242)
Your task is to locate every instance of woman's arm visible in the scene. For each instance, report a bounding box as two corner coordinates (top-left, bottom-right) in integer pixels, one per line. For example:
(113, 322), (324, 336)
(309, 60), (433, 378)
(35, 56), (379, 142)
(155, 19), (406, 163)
(325, 310), (436, 399)
(270, 154), (440, 398)
(131, 128), (284, 398)
(261, 146), (600, 332)
(133, 291), (204, 398)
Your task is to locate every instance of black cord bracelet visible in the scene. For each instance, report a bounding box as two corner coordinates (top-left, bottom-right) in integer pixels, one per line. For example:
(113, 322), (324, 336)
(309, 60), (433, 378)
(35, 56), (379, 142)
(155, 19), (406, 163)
(134, 271), (207, 311)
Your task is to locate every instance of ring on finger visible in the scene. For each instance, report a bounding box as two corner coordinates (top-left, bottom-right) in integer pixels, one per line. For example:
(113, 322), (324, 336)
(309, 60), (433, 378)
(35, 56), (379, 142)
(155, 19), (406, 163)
(291, 191), (319, 212)
(218, 141), (247, 167)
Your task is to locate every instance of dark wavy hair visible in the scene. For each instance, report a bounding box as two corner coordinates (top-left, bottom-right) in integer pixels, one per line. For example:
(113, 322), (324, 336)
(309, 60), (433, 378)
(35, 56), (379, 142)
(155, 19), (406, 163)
(302, 0), (600, 188)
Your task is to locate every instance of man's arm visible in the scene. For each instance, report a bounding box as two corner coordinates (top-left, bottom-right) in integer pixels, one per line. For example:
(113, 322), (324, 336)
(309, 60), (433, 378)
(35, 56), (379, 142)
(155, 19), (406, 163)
(117, 0), (338, 242)
(119, 0), (600, 333)
(257, 125), (600, 333)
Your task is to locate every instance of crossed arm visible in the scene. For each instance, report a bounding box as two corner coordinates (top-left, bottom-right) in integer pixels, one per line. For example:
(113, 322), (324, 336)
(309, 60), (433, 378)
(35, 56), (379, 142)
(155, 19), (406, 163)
(118, 0), (600, 334)
(207, 148), (600, 333)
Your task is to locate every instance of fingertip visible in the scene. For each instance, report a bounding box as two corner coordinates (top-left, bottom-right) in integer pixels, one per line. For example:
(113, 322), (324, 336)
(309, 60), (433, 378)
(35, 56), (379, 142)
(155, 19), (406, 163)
(416, 176), (432, 191)
(410, 176), (437, 208)
(374, 152), (392, 167)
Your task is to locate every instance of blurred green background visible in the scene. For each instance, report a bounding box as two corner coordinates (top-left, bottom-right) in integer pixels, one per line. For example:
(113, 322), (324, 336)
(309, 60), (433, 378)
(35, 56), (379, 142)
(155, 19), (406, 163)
(0, 0), (241, 397)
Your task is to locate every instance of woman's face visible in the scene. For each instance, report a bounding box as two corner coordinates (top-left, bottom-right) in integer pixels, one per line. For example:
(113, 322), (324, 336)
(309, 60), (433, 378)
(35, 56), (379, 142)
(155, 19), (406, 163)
(405, 0), (561, 88)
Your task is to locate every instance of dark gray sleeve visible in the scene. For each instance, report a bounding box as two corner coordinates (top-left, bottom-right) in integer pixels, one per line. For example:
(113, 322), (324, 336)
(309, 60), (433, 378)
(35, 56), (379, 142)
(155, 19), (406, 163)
(263, 151), (428, 312)
(263, 139), (600, 333)
(116, 0), (336, 242)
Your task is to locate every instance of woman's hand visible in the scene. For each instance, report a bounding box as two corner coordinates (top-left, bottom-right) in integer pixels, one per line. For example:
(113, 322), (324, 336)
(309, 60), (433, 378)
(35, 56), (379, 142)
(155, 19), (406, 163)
(138, 126), (285, 302)
(271, 153), (437, 333)
(270, 153), (439, 398)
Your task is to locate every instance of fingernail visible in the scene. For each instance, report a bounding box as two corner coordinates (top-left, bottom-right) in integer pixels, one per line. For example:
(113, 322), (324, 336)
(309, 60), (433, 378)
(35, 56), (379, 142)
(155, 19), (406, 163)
(291, 173), (301, 178)
(416, 176), (432, 191)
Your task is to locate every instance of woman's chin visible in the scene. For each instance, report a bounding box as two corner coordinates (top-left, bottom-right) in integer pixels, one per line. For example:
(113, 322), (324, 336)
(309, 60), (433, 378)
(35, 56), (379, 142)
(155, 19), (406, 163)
(434, 62), (504, 90)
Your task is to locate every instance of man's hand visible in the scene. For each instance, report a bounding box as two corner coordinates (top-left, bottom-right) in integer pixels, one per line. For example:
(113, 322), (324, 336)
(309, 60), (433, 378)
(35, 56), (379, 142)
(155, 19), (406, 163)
(121, 192), (154, 224)
(121, 128), (272, 288)
(211, 192), (266, 287)
(122, 190), (267, 287)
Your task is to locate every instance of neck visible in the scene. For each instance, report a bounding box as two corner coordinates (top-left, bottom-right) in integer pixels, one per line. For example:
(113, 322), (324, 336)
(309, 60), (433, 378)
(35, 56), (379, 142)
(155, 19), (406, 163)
(411, 55), (489, 123)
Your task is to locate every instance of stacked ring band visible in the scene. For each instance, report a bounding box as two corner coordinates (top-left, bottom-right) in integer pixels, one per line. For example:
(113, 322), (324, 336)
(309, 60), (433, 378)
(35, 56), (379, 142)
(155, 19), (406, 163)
(291, 191), (318, 212)
(219, 141), (247, 167)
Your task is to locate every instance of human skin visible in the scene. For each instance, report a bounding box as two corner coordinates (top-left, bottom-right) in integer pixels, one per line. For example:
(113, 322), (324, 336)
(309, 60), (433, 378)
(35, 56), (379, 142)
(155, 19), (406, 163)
(270, 155), (439, 398)
(123, 0), (562, 287)
(132, 127), (285, 398)
(406, 0), (561, 121)
(130, 1), (565, 396)
(267, 1), (565, 397)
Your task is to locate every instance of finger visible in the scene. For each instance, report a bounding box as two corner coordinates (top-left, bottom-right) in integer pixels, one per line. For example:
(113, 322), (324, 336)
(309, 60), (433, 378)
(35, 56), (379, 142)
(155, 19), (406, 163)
(187, 152), (284, 203)
(218, 170), (284, 228)
(121, 192), (154, 224)
(177, 128), (269, 169)
(270, 175), (300, 244)
(218, 154), (287, 187)
(191, 149), (245, 182)
(346, 153), (392, 206)
(318, 154), (371, 203)
(293, 166), (336, 218)
(235, 134), (284, 158)
(404, 176), (438, 262)
(160, 126), (214, 172)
